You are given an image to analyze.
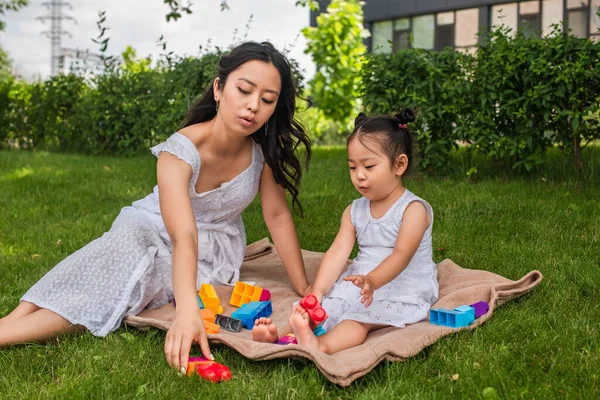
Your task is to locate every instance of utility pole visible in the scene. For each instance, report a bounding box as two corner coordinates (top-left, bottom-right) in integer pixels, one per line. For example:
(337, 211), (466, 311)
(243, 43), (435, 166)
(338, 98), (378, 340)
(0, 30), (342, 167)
(37, 0), (76, 76)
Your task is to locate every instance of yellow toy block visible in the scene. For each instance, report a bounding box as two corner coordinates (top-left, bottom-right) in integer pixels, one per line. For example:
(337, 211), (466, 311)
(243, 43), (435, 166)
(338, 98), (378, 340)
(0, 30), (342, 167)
(198, 283), (224, 315)
(229, 281), (271, 307)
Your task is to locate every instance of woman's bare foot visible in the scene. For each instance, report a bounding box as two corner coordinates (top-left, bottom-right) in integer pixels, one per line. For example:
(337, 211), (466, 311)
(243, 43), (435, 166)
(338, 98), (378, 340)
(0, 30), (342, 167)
(288, 306), (320, 351)
(251, 317), (278, 343)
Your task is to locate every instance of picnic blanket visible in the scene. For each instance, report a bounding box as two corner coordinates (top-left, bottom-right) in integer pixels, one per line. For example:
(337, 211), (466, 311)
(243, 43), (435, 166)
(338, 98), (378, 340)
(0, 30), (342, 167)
(125, 238), (543, 386)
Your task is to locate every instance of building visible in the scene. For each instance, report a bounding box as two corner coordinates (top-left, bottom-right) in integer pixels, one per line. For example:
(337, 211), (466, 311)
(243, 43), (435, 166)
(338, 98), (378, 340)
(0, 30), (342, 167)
(310, 0), (600, 53)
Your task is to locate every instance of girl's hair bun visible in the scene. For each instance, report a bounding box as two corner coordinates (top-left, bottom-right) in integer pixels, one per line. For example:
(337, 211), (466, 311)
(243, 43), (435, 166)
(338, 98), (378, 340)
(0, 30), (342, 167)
(393, 108), (416, 125)
(354, 112), (368, 128)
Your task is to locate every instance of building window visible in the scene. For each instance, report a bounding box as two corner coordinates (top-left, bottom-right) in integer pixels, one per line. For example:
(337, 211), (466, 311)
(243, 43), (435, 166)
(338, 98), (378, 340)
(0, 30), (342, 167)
(591, 0), (600, 40)
(393, 18), (411, 52)
(435, 12), (455, 50)
(413, 15), (435, 50)
(455, 8), (479, 48)
(492, 3), (519, 35)
(567, 0), (589, 37)
(372, 20), (393, 54)
(542, 0), (564, 35)
(519, 0), (541, 37)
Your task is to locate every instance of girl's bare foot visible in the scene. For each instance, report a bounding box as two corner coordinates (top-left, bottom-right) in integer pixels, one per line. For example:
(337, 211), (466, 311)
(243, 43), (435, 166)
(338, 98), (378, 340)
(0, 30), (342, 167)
(251, 317), (278, 343)
(288, 306), (320, 351)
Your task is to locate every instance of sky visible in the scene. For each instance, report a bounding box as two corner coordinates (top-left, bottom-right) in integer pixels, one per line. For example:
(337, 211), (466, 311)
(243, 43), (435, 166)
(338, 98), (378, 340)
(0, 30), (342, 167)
(0, 0), (315, 81)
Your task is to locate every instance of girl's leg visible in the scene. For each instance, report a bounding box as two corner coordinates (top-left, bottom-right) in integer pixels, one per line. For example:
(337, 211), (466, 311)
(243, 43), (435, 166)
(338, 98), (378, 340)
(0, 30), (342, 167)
(0, 301), (41, 327)
(0, 308), (85, 347)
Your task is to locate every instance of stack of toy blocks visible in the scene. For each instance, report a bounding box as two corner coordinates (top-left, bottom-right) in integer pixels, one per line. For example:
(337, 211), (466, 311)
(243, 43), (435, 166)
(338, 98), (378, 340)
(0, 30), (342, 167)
(429, 301), (489, 328)
(299, 294), (328, 331)
(231, 301), (273, 329)
(229, 282), (271, 307)
(198, 283), (224, 315)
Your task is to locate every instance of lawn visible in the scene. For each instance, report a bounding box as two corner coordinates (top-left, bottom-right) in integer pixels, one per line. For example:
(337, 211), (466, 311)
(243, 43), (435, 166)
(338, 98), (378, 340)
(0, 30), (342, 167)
(0, 147), (598, 398)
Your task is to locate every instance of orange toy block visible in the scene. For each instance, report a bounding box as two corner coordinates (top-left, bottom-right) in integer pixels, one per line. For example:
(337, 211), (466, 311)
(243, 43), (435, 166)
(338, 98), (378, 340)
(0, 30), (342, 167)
(229, 281), (271, 307)
(204, 320), (220, 334)
(198, 283), (224, 315)
(200, 308), (215, 324)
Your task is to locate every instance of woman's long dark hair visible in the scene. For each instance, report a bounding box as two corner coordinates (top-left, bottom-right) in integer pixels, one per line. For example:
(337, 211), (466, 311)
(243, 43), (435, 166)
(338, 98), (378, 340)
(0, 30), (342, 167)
(181, 42), (311, 216)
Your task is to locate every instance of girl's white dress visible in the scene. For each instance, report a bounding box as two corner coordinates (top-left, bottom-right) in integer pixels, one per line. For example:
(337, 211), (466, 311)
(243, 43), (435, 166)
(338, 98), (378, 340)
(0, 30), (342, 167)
(21, 132), (264, 336)
(321, 189), (439, 331)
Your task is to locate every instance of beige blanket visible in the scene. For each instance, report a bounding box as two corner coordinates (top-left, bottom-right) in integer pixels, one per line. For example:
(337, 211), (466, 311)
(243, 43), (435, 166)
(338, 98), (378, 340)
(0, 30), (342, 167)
(125, 238), (543, 386)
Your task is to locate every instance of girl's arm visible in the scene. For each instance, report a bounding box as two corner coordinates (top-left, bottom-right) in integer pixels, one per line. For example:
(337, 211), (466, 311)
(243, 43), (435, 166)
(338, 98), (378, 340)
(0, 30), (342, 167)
(259, 163), (310, 296)
(312, 205), (356, 301)
(157, 152), (212, 373)
(345, 201), (430, 306)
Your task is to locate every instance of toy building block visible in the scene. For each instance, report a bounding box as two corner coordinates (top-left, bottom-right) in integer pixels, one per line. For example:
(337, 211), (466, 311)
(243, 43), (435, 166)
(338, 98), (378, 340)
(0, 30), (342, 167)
(204, 320), (220, 334)
(187, 356), (232, 382)
(215, 314), (243, 332)
(470, 301), (489, 318)
(200, 308), (215, 324)
(429, 301), (489, 328)
(299, 294), (328, 329)
(229, 281), (271, 307)
(198, 283), (223, 315)
(231, 301), (273, 329)
(275, 333), (298, 345)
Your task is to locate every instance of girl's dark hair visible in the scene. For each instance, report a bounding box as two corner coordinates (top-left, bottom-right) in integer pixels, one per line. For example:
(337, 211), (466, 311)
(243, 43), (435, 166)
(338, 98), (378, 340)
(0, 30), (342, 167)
(181, 42), (311, 216)
(347, 108), (416, 173)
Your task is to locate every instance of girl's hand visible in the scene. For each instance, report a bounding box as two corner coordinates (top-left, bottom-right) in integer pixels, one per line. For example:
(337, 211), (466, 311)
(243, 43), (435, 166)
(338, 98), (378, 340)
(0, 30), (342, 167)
(164, 309), (212, 374)
(344, 275), (375, 307)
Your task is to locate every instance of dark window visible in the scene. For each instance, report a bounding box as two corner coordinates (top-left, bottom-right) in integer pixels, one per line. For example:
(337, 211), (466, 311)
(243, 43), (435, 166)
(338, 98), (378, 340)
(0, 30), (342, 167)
(435, 24), (455, 50)
(393, 30), (411, 52)
(519, 14), (540, 37)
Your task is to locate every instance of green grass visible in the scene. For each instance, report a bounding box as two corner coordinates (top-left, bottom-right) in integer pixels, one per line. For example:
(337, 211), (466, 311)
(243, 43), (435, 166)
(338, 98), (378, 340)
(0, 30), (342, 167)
(0, 147), (598, 398)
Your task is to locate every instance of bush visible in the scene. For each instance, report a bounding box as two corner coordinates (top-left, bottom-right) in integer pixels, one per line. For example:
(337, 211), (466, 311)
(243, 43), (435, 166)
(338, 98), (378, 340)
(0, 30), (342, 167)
(362, 25), (600, 173)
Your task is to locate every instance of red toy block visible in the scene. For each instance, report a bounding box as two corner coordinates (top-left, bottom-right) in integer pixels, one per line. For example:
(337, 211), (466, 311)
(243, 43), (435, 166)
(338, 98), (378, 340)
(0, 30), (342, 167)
(299, 294), (328, 329)
(187, 356), (232, 382)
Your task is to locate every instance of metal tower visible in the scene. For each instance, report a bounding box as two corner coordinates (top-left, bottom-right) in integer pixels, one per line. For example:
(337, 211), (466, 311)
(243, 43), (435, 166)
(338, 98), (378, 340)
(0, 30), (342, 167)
(37, 0), (76, 76)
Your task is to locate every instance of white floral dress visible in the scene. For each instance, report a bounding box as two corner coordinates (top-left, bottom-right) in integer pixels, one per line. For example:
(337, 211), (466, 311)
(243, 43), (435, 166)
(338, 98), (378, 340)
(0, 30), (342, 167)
(321, 190), (439, 331)
(21, 132), (264, 336)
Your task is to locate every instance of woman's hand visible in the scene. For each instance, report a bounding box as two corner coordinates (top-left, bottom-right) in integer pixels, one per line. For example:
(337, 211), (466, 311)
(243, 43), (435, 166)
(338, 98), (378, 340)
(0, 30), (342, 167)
(164, 309), (212, 374)
(344, 275), (375, 307)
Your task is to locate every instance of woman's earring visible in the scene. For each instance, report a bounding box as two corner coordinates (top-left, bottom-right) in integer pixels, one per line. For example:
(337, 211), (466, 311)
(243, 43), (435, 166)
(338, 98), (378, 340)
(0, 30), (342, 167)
(215, 100), (220, 112)
(264, 121), (269, 136)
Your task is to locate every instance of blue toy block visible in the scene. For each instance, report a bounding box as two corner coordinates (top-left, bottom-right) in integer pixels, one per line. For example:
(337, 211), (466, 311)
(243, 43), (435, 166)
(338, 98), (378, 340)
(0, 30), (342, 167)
(430, 306), (475, 328)
(197, 294), (204, 309)
(313, 325), (326, 337)
(232, 301), (273, 329)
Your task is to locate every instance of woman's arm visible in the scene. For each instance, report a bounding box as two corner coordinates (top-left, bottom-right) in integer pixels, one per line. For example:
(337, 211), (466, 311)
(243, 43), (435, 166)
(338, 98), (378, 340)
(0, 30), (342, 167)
(345, 201), (430, 306)
(157, 152), (212, 373)
(311, 205), (356, 301)
(259, 163), (310, 296)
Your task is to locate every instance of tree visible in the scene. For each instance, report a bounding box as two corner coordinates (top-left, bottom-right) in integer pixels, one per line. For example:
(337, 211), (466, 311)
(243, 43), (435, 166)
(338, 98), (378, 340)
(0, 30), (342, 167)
(0, 0), (27, 30)
(162, 0), (229, 22)
(300, 0), (369, 130)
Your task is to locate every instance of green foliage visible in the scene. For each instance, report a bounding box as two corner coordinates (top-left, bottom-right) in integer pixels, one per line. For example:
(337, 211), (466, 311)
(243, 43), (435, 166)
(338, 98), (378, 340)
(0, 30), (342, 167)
(470, 23), (600, 171)
(0, 0), (27, 31)
(301, 0), (368, 131)
(362, 23), (600, 173)
(363, 48), (472, 171)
